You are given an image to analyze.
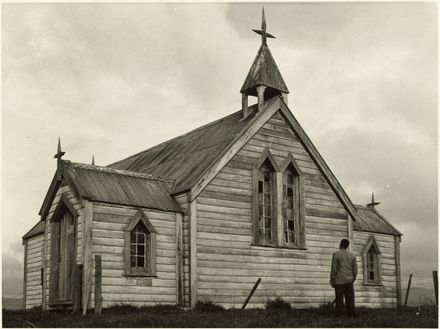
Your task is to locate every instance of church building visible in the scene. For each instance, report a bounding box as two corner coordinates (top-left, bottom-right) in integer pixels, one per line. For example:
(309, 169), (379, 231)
(22, 10), (402, 311)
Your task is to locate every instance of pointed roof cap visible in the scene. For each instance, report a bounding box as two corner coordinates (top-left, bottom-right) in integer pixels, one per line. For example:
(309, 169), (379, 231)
(241, 8), (289, 96)
(54, 137), (65, 160)
(366, 192), (381, 208)
(240, 44), (289, 95)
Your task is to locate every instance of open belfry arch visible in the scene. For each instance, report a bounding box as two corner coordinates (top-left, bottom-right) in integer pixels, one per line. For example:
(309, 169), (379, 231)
(23, 8), (402, 311)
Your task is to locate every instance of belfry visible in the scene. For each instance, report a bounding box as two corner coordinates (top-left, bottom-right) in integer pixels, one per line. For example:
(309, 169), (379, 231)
(241, 8), (289, 117)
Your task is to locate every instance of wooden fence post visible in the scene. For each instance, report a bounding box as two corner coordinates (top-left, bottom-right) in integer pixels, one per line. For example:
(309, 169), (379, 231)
(433, 271), (438, 306)
(404, 273), (412, 307)
(94, 255), (102, 315)
(241, 278), (262, 310)
(73, 264), (83, 313)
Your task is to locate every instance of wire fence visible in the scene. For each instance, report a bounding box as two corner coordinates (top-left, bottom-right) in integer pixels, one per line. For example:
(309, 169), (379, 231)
(402, 272), (438, 306)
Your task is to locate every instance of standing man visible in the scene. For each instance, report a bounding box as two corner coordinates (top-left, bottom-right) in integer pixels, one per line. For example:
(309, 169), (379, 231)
(330, 239), (358, 317)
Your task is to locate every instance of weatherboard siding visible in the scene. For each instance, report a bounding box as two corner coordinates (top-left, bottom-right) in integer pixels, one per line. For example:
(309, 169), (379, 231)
(91, 203), (177, 308)
(195, 111), (350, 308)
(43, 184), (83, 309)
(173, 193), (191, 307)
(24, 235), (44, 309)
(353, 231), (397, 308)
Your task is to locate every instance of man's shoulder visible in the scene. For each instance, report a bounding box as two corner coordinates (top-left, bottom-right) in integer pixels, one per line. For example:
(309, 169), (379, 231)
(333, 249), (356, 258)
(346, 250), (357, 259)
(333, 250), (342, 257)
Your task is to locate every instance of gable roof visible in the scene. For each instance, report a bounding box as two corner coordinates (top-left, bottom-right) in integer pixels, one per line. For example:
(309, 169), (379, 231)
(187, 97), (361, 222)
(109, 104), (259, 194)
(110, 97), (360, 222)
(240, 44), (289, 95)
(22, 220), (45, 241)
(354, 205), (402, 236)
(106, 96), (400, 237)
(39, 161), (182, 217)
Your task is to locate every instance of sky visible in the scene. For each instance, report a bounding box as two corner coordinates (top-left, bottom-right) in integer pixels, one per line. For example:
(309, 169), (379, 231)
(2, 3), (437, 298)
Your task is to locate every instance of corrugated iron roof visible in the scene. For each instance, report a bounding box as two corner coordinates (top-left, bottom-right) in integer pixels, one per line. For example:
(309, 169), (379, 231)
(354, 205), (402, 236)
(23, 220), (45, 240)
(106, 97), (399, 237)
(109, 105), (258, 194)
(240, 44), (289, 95)
(63, 161), (182, 213)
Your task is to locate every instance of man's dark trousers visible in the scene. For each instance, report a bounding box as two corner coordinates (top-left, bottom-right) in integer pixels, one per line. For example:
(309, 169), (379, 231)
(334, 282), (355, 316)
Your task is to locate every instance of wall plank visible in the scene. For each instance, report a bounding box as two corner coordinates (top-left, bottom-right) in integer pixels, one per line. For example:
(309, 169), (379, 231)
(24, 235), (44, 309)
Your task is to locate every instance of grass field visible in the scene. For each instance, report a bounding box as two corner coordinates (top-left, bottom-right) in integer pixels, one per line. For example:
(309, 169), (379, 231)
(3, 302), (438, 328)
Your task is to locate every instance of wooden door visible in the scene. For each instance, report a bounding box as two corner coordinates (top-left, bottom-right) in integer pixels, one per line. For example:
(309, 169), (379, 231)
(56, 211), (75, 302)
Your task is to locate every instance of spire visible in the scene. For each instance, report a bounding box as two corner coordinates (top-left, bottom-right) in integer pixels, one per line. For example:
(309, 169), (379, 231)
(54, 137), (65, 161)
(53, 137), (65, 173)
(252, 7), (275, 46)
(92, 154), (95, 166)
(241, 7), (289, 116)
(366, 192), (381, 208)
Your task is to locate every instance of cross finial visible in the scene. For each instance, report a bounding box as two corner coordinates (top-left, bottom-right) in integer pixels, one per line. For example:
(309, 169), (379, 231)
(54, 137), (65, 161)
(366, 192), (381, 208)
(92, 154), (95, 166)
(252, 7), (275, 45)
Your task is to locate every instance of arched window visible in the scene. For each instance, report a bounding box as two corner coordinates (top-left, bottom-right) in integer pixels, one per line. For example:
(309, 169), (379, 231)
(280, 154), (304, 248)
(130, 222), (149, 270)
(257, 160), (276, 243)
(124, 210), (156, 277)
(282, 165), (298, 244)
(253, 149), (278, 246)
(362, 236), (382, 285)
(367, 246), (378, 282)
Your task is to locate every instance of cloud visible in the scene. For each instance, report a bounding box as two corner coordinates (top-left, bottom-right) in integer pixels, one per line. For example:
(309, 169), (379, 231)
(2, 246), (24, 298)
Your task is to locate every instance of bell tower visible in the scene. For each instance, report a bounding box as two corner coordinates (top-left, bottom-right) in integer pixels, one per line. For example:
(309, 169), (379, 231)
(241, 8), (289, 117)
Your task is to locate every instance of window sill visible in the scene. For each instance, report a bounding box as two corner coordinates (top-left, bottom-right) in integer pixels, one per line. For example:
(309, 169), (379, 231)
(362, 282), (383, 286)
(123, 273), (157, 278)
(251, 244), (307, 251)
(49, 300), (73, 306)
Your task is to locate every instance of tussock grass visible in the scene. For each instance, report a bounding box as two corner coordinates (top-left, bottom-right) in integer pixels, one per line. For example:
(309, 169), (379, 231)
(265, 298), (291, 310)
(195, 301), (225, 313)
(3, 303), (438, 328)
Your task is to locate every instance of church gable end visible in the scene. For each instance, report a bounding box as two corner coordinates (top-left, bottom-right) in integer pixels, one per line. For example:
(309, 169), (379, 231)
(91, 203), (178, 308)
(123, 209), (157, 277)
(194, 109), (349, 308)
(352, 231), (397, 307)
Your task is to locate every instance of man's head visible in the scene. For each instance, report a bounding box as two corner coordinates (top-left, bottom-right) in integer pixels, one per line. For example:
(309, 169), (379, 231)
(339, 239), (350, 249)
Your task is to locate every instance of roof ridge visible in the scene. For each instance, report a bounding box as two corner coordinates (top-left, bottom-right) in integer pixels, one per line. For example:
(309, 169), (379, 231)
(22, 220), (45, 240)
(64, 160), (174, 183)
(354, 204), (370, 209)
(354, 203), (402, 236)
(369, 206), (403, 236)
(108, 105), (258, 168)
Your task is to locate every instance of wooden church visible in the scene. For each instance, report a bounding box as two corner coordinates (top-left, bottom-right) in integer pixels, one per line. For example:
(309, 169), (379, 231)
(22, 10), (402, 311)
